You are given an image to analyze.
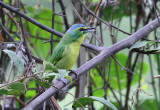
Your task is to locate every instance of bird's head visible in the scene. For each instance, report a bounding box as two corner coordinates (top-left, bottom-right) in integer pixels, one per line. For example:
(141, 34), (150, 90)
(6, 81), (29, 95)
(67, 24), (95, 41)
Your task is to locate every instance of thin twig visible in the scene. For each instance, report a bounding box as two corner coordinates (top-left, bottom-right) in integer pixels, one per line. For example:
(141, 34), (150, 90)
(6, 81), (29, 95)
(18, 0), (32, 63)
(79, 0), (131, 35)
(68, 0), (103, 46)
(129, 88), (153, 109)
(0, 22), (14, 41)
(111, 56), (135, 74)
(2, 8), (21, 33)
(0, 70), (44, 90)
(58, 0), (69, 30)
(0, 1), (104, 53)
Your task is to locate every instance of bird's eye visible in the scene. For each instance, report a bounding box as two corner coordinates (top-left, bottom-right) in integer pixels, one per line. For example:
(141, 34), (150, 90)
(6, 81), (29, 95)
(79, 27), (87, 31)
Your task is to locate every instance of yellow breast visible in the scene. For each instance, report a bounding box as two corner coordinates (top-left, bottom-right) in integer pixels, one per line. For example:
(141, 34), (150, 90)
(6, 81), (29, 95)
(55, 34), (86, 70)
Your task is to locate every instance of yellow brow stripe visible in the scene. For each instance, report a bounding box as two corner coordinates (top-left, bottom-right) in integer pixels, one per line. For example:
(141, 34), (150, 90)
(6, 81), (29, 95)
(73, 27), (87, 31)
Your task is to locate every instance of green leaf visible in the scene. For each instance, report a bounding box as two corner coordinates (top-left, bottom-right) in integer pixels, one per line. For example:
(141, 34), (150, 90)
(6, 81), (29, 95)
(156, 31), (160, 38)
(136, 99), (158, 110)
(34, 79), (50, 88)
(130, 41), (149, 50)
(0, 82), (25, 95)
(43, 72), (59, 78)
(3, 50), (24, 73)
(72, 96), (118, 110)
(9, 82), (25, 91)
(72, 97), (95, 108)
(0, 89), (8, 95)
(65, 76), (72, 84)
(43, 61), (58, 72)
(8, 90), (22, 96)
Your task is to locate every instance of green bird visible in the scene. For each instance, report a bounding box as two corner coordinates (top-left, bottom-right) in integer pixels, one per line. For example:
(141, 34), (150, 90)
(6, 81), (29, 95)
(46, 24), (95, 75)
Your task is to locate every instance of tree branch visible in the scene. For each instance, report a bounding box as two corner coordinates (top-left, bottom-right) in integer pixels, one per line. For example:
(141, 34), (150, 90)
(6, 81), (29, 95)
(0, 1), (103, 53)
(22, 16), (160, 110)
(0, 1), (63, 37)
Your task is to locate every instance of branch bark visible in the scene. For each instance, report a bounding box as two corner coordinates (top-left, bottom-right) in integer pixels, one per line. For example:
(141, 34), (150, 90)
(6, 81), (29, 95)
(22, 16), (160, 110)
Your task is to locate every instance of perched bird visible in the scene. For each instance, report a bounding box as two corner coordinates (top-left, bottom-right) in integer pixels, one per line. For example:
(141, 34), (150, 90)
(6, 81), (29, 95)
(49, 24), (95, 73)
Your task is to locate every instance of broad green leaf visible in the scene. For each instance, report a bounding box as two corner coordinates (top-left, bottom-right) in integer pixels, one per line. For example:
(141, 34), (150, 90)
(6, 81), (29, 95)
(156, 31), (160, 38)
(72, 96), (118, 110)
(72, 97), (95, 108)
(130, 41), (149, 50)
(89, 96), (117, 110)
(0, 89), (21, 96)
(9, 82), (25, 92)
(3, 50), (24, 73)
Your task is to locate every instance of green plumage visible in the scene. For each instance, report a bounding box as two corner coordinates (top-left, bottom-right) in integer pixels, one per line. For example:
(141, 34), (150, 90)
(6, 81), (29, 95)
(44, 24), (94, 75)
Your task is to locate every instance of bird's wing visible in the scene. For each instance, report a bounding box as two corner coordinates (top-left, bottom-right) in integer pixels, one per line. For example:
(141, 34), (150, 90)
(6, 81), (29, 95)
(50, 44), (66, 66)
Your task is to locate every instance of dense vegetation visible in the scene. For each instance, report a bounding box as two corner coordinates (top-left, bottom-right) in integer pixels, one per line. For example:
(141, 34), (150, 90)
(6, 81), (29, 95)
(0, 0), (160, 110)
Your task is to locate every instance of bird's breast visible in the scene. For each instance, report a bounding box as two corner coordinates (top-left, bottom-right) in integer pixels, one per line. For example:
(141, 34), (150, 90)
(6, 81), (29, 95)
(55, 34), (86, 71)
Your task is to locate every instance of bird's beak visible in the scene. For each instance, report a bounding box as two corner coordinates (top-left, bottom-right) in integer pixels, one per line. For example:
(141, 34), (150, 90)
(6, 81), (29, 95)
(84, 27), (95, 33)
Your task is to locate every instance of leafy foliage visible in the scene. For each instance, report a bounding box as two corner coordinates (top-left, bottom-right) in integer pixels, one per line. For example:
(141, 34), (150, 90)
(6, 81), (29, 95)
(130, 41), (149, 50)
(0, 82), (25, 96)
(91, 53), (148, 97)
(3, 50), (24, 73)
(72, 96), (118, 110)
(24, 7), (63, 59)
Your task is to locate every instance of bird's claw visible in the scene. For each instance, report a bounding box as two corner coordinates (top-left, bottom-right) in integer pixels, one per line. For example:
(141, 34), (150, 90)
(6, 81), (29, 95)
(69, 70), (78, 78)
(58, 76), (67, 85)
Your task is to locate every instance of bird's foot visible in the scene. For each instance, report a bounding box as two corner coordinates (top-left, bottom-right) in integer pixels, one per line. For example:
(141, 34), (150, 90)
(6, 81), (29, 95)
(58, 76), (67, 85)
(69, 69), (78, 78)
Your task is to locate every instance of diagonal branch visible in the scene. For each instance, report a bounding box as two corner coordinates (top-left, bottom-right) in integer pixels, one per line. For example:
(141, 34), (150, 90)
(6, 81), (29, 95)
(0, 1), (103, 53)
(0, 1), (63, 37)
(22, 16), (160, 110)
